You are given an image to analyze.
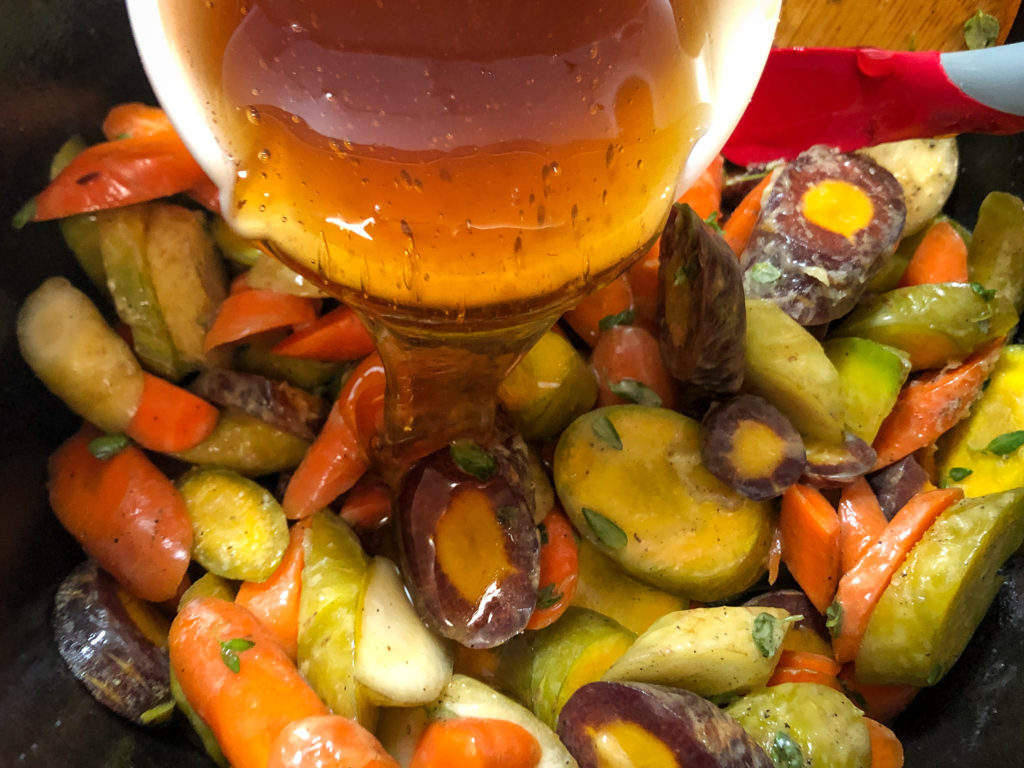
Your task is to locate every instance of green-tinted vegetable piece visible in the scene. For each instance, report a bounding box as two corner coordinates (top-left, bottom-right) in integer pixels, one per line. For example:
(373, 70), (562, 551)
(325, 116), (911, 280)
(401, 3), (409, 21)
(603, 606), (793, 698)
(726, 683), (871, 768)
(211, 215), (263, 267)
(173, 408), (310, 476)
(247, 252), (328, 297)
(937, 346), (1024, 496)
(832, 282), (1017, 370)
(48, 136), (107, 291)
(177, 572), (238, 611)
(743, 299), (845, 444)
(17, 277), (144, 434)
(495, 607), (635, 729)
(555, 406), (773, 601)
(95, 205), (184, 379)
(967, 191), (1024, 312)
(824, 337), (911, 443)
(856, 488), (1024, 685)
(572, 538), (688, 635)
(234, 341), (345, 391)
(178, 468), (289, 581)
(498, 331), (598, 440)
(298, 510), (375, 725)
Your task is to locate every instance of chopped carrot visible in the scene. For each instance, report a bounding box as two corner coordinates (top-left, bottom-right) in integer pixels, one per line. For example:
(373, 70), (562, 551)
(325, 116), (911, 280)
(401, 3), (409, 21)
(722, 173), (773, 256)
(48, 425), (193, 603)
(125, 372), (219, 453)
(866, 718), (904, 768)
(590, 324), (677, 410)
(837, 478), (888, 574)
(677, 154), (725, 221)
(32, 132), (206, 221)
(871, 338), (1004, 470)
(187, 174), (222, 214)
(409, 717), (542, 768)
(337, 351), (387, 457)
(779, 484), (841, 614)
(526, 507), (580, 630)
(272, 304), (376, 362)
(767, 523), (783, 586)
(831, 488), (963, 663)
(898, 219), (969, 287)
(235, 519), (310, 659)
(775, 650), (842, 677)
(102, 102), (174, 140)
(339, 475), (393, 531)
(627, 243), (661, 329)
(768, 666), (844, 691)
(563, 273), (634, 347)
(268, 715), (398, 768)
(203, 289), (318, 352)
(170, 597), (329, 768)
(839, 664), (919, 724)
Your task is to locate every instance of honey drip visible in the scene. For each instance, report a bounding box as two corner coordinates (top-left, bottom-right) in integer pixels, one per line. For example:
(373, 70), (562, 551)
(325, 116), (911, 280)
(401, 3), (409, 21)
(157, 0), (712, 467)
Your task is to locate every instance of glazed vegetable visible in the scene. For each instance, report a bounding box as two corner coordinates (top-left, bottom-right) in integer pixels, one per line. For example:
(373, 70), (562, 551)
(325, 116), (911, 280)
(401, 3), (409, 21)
(800, 432), (877, 489)
(740, 145), (906, 326)
(590, 324), (677, 410)
(658, 202), (746, 400)
(269, 715), (399, 768)
(48, 425), (192, 602)
(602, 606), (795, 698)
(744, 591), (831, 656)
(562, 273), (634, 347)
(722, 173), (773, 256)
(204, 289), (319, 352)
(779, 484), (841, 615)
(555, 406), (773, 602)
(837, 478), (888, 574)
(126, 372), (220, 453)
(173, 407), (311, 475)
(824, 337), (911, 444)
(726, 683), (871, 768)
(898, 218), (969, 286)
(408, 717), (541, 768)
(272, 304), (375, 361)
(700, 394), (805, 500)
(967, 191), (1024, 312)
(558, 681), (772, 768)
(526, 507), (580, 631)
(53, 560), (172, 725)
(857, 488), (1024, 686)
(867, 456), (929, 520)
(397, 438), (540, 648)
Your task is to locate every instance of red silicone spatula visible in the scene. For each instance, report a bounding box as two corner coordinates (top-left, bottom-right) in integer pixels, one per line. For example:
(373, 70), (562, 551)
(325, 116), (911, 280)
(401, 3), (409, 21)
(723, 42), (1024, 166)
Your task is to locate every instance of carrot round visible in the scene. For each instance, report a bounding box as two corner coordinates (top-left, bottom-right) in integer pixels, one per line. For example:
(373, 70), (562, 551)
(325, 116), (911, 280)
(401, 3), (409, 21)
(838, 664), (919, 724)
(339, 475), (393, 531)
(871, 338), (1004, 469)
(235, 518), (310, 659)
(268, 715), (398, 768)
(409, 717), (542, 768)
(203, 289), (318, 352)
(102, 102), (175, 140)
(337, 352), (387, 456)
(831, 488), (963, 663)
(897, 219), (969, 287)
(563, 273), (635, 347)
(722, 173), (773, 256)
(272, 304), (376, 362)
(837, 478), (888, 575)
(125, 372), (219, 453)
(779, 484), (841, 615)
(526, 507), (580, 630)
(590, 324), (677, 410)
(627, 243), (661, 329)
(170, 597), (330, 768)
(866, 718), (905, 768)
(677, 154), (725, 221)
(48, 425), (192, 602)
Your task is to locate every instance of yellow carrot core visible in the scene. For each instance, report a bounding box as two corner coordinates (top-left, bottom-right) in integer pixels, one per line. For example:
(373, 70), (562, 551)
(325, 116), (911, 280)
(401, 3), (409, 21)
(727, 419), (788, 478)
(117, 587), (172, 648)
(801, 179), (874, 239)
(588, 720), (680, 768)
(435, 488), (515, 603)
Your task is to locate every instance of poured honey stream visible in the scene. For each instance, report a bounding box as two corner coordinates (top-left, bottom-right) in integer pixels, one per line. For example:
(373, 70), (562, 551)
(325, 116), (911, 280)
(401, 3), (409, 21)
(158, 0), (713, 466)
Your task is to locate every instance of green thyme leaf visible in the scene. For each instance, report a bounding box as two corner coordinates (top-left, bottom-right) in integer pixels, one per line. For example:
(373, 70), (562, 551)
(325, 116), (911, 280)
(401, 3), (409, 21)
(704, 210), (724, 234)
(592, 415), (623, 450)
(88, 433), (131, 460)
(769, 731), (803, 768)
(536, 583), (563, 610)
(538, 522), (549, 546)
(11, 198), (37, 230)
(752, 612), (803, 658)
(749, 262), (782, 284)
(825, 602), (843, 635)
(947, 467), (973, 482)
(609, 378), (662, 408)
(970, 282), (997, 302)
(450, 440), (497, 480)
(582, 507), (628, 549)
(964, 9), (999, 49)
(598, 307), (635, 331)
(984, 430), (1024, 456)
(219, 637), (255, 674)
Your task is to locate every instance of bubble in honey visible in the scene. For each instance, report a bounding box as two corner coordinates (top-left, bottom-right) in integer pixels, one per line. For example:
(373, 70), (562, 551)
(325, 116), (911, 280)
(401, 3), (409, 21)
(257, 148), (271, 162)
(246, 107), (261, 125)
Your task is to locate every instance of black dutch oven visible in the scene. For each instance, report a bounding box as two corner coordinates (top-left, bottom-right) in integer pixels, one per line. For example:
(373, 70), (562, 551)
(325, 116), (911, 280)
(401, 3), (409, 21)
(1, 1), (1022, 765)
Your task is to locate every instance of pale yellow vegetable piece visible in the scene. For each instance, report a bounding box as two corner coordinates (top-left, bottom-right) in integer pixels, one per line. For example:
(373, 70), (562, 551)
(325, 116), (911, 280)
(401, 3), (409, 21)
(174, 408), (309, 476)
(860, 138), (958, 236)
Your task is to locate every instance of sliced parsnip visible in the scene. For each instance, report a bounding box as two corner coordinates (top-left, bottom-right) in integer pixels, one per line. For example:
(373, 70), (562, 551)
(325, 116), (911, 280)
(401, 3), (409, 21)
(177, 468), (289, 582)
(427, 675), (578, 768)
(602, 606), (792, 697)
(17, 276), (144, 433)
(355, 556), (452, 707)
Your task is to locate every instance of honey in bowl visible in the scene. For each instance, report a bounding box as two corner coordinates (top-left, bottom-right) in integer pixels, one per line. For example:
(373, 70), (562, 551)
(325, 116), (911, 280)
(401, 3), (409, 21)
(130, 0), (774, 464)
